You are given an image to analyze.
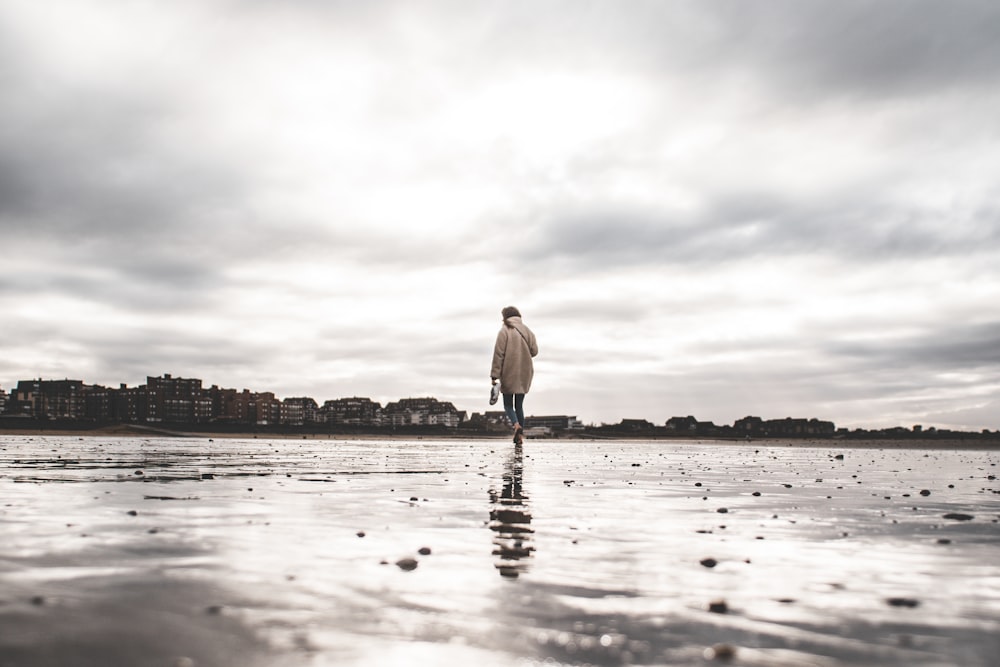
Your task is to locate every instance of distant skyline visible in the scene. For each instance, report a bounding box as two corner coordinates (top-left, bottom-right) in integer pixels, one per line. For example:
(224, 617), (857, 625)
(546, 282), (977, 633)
(2, 1), (1000, 431)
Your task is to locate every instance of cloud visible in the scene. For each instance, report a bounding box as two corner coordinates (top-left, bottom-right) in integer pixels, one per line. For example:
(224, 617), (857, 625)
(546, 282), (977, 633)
(523, 192), (1000, 272)
(828, 320), (1000, 371)
(513, 0), (1000, 100)
(1, 1), (999, 431)
(716, 0), (1000, 99)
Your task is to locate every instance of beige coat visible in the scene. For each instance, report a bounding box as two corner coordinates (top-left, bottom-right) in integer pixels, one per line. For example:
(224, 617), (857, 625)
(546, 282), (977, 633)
(491, 316), (538, 394)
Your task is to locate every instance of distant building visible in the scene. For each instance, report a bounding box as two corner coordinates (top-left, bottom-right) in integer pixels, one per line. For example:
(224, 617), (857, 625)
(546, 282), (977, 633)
(11, 379), (86, 419)
(666, 416), (699, 432)
(208, 386), (243, 423)
(0, 386), (8, 415)
(735, 416), (835, 437)
(617, 418), (657, 432)
(279, 399), (305, 426)
(383, 397), (464, 428)
(734, 415), (764, 435)
(146, 374), (212, 423)
(283, 397), (321, 425)
(322, 397), (383, 426)
(83, 384), (115, 421)
(115, 384), (148, 423)
(524, 415), (584, 431)
(207, 387), (279, 425)
(466, 411), (516, 431)
(765, 417), (835, 436)
(247, 391), (280, 425)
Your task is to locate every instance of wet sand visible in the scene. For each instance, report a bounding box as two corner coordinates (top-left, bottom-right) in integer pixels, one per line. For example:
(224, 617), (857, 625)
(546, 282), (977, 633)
(1, 435), (998, 666)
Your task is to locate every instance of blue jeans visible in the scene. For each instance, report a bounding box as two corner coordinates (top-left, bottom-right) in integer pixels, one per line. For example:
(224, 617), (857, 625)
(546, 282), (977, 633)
(503, 393), (525, 428)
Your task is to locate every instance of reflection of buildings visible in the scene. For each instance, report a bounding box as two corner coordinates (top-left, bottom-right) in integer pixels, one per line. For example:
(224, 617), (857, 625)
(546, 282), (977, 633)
(488, 443), (534, 578)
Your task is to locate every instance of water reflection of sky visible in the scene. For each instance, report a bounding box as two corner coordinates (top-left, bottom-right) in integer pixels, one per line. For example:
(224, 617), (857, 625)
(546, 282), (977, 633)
(1, 435), (998, 666)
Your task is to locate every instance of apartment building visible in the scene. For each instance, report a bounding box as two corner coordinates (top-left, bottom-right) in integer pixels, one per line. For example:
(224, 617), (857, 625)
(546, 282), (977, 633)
(146, 374), (212, 423)
(734, 415), (835, 436)
(525, 415), (584, 431)
(282, 397), (321, 426)
(322, 397), (382, 426)
(383, 397), (465, 428)
(10, 379), (87, 419)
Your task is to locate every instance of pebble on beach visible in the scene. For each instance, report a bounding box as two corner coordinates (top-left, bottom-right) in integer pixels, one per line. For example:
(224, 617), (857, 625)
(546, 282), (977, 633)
(704, 643), (736, 661)
(707, 599), (728, 614)
(700, 558), (718, 568)
(943, 513), (974, 521)
(396, 558), (419, 571)
(886, 597), (920, 608)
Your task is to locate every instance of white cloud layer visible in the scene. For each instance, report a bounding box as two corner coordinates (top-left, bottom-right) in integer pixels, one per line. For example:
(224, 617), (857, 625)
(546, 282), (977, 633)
(2, 0), (999, 430)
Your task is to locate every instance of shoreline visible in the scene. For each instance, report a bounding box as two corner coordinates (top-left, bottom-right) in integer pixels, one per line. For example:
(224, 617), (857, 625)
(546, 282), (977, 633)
(1, 426), (997, 449)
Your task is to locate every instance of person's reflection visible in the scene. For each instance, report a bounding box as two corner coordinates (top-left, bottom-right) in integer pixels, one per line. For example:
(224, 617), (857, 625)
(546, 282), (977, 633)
(488, 442), (534, 578)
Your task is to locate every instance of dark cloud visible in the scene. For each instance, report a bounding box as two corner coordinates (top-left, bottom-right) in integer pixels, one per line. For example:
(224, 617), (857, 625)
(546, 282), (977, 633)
(717, 0), (1000, 100)
(180, 1), (1000, 109)
(523, 189), (1000, 269)
(827, 320), (1000, 372)
(468, 1), (1000, 101)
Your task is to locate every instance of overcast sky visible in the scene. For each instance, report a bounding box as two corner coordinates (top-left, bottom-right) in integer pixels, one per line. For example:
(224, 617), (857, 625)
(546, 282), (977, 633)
(2, 0), (999, 431)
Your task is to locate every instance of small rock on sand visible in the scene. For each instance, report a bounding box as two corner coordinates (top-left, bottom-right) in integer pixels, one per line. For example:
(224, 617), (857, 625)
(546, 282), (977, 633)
(707, 599), (728, 614)
(396, 558), (419, 571)
(887, 597), (920, 608)
(700, 558), (718, 568)
(704, 643), (736, 660)
(943, 513), (974, 521)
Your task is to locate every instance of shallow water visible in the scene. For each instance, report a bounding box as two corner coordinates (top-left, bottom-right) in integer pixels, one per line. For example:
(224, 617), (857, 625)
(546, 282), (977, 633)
(1, 435), (998, 667)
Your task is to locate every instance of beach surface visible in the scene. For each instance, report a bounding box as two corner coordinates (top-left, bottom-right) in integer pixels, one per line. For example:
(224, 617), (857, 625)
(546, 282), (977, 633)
(1, 435), (998, 666)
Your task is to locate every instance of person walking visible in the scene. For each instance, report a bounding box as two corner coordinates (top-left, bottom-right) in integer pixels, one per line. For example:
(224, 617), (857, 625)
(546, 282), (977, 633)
(490, 306), (538, 444)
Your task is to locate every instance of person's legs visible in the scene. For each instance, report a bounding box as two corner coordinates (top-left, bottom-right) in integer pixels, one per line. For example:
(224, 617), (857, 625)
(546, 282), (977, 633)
(502, 393), (518, 427)
(514, 394), (525, 429)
